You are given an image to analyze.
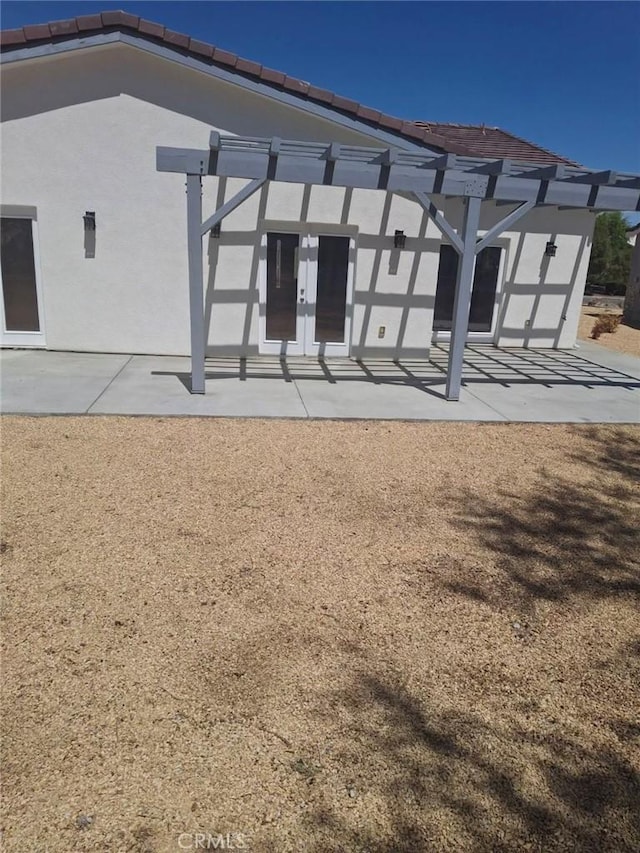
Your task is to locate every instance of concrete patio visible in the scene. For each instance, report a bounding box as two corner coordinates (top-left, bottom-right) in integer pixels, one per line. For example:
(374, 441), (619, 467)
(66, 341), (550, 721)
(1, 342), (638, 422)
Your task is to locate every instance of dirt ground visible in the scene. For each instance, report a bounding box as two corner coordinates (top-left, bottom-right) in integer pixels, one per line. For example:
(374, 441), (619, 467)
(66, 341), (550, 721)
(578, 306), (640, 358)
(1, 418), (639, 853)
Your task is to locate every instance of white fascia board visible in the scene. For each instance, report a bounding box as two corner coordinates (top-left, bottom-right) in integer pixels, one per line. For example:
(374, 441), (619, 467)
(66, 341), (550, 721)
(1, 31), (441, 155)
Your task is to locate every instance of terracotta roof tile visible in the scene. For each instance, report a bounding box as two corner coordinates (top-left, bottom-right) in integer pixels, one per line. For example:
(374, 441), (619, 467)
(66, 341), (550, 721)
(261, 67), (286, 86)
(22, 24), (51, 40)
(189, 39), (214, 59)
(356, 105), (382, 123)
(236, 57), (262, 76)
(77, 14), (104, 32)
(283, 76), (310, 95)
(138, 18), (165, 39)
(332, 95), (360, 113)
(48, 19), (79, 37)
(212, 47), (237, 67)
(400, 122), (425, 141)
(163, 29), (190, 50)
(100, 11), (125, 27)
(378, 115), (404, 132)
(0, 11), (579, 164)
(306, 86), (334, 104)
(118, 12), (140, 29)
(0, 28), (26, 46)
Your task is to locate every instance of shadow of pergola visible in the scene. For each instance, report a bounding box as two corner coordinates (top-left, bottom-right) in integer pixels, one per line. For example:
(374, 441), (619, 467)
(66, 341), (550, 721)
(151, 344), (640, 397)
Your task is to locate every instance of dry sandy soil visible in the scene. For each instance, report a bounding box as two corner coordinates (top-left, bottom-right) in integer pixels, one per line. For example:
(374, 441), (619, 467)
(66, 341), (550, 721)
(1, 418), (639, 853)
(578, 306), (640, 358)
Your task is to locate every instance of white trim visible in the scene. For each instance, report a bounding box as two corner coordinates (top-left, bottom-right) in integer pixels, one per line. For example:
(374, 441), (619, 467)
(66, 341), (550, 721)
(0, 213), (46, 348)
(432, 240), (509, 344)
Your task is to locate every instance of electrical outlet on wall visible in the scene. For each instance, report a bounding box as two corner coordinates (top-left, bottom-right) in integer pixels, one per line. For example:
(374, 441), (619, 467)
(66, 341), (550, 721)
(378, 326), (386, 339)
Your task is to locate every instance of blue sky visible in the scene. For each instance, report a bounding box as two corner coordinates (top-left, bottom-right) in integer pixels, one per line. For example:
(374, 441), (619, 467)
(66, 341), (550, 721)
(3, 1), (639, 173)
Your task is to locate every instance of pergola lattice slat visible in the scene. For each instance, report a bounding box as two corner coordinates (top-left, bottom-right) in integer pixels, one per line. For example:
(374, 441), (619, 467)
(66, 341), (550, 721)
(158, 134), (640, 211)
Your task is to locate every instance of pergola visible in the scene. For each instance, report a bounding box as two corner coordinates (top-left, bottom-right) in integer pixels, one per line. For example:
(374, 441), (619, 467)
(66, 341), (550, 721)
(157, 134), (640, 399)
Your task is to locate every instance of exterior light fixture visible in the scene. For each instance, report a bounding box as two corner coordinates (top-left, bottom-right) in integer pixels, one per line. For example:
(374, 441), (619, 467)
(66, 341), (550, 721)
(394, 230), (406, 249)
(83, 211), (96, 230)
(545, 241), (557, 257)
(210, 222), (221, 238)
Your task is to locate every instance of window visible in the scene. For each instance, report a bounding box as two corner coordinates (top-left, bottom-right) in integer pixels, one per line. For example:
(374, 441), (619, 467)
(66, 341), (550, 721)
(433, 245), (502, 333)
(1, 217), (40, 332)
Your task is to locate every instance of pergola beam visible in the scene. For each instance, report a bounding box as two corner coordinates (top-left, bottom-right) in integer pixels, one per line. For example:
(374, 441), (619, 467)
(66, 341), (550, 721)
(430, 153), (458, 171)
(617, 177), (640, 190)
(157, 138), (640, 212)
(564, 169), (617, 185)
(523, 164), (566, 181)
(471, 158), (512, 176)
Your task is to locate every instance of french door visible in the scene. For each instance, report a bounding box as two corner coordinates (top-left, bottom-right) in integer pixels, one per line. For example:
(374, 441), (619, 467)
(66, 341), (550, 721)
(1, 216), (45, 347)
(260, 231), (353, 356)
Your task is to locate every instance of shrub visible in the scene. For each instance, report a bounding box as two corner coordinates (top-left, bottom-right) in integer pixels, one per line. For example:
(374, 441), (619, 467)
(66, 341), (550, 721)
(591, 313), (622, 339)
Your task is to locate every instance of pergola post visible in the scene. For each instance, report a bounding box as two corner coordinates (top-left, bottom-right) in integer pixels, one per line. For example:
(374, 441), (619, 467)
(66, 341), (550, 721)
(445, 195), (482, 401)
(186, 174), (205, 394)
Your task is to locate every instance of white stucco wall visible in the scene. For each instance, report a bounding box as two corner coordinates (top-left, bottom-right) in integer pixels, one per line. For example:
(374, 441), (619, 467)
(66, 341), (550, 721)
(0, 42), (595, 356)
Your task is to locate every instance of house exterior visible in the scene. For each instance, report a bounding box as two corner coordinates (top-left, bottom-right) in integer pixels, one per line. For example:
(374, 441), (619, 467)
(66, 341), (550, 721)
(0, 12), (602, 360)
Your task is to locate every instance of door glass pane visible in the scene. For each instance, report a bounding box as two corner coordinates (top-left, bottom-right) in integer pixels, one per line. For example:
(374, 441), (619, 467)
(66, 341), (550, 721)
(433, 245), (501, 332)
(433, 245), (458, 332)
(1, 217), (40, 332)
(315, 236), (349, 343)
(469, 247), (501, 332)
(266, 233), (299, 341)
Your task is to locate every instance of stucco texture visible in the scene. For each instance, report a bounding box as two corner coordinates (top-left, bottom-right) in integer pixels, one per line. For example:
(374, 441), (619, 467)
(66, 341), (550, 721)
(1, 43), (594, 358)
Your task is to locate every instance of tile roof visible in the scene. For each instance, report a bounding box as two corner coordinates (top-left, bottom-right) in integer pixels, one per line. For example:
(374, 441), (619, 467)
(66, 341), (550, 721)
(1, 10), (578, 165)
(412, 122), (580, 166)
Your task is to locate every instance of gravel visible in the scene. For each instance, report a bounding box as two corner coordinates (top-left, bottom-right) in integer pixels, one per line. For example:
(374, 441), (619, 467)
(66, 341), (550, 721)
(579, 307), (640, 357)
(1, 417), (639, 852)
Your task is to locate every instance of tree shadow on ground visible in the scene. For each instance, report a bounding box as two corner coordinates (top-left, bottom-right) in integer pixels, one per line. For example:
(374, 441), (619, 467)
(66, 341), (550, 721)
(441, 426), (640, 610)
(305, 669), (640, 853)
(301, 427), (640, 852)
